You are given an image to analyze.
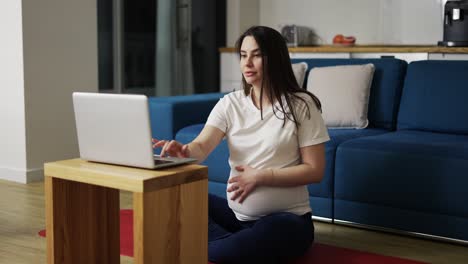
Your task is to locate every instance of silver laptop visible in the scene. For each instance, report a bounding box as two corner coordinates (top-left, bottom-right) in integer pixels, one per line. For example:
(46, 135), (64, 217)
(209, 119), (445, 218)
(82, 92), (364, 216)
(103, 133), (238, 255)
(72, 92), (197, 169)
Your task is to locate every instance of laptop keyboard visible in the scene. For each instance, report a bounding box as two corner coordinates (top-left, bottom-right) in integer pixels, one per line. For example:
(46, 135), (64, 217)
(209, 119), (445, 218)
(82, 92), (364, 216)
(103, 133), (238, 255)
(154, 159), (175, 165)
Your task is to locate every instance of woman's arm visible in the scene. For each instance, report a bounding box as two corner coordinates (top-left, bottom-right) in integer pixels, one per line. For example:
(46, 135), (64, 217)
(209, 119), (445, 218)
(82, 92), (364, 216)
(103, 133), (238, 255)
(258, 143), (326, 186)
(184, 125), (225, 162)
(156, 125), (225, 163)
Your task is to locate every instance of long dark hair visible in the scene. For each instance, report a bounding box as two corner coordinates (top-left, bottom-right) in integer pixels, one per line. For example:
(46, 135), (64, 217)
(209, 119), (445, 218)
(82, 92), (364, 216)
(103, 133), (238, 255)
(235, 26), (322, 128)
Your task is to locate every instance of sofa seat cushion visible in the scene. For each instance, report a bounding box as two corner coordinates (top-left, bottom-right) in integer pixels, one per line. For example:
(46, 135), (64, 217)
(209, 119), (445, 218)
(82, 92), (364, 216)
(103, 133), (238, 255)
(310, 128), (390, 219)
(335, 130), (468, 217)
(310, 128), (389, 199)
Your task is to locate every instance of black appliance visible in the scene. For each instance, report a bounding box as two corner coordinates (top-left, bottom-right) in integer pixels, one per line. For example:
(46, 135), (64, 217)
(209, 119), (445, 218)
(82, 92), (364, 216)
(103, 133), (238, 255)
(439, 0), (468, 47)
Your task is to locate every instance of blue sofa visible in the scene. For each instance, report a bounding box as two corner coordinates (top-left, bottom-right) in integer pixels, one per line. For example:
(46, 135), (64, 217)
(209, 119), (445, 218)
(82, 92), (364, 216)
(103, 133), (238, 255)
(149, 59), (468, 243)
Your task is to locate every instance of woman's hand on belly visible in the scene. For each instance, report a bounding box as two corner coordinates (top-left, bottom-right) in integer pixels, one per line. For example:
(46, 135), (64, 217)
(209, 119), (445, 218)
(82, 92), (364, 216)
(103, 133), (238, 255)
(227, 185), (309, 218)
(227, 165), (262, 203)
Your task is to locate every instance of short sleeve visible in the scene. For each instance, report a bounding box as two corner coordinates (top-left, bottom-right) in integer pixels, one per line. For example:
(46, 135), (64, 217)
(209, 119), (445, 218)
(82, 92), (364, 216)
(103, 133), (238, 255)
(296, 96), (330, 147)
(206, 97), (228, 133)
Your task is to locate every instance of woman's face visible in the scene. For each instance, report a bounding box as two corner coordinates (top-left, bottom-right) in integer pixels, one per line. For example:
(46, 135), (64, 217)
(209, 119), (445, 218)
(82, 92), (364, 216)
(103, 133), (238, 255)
(240, 36), (263, 88)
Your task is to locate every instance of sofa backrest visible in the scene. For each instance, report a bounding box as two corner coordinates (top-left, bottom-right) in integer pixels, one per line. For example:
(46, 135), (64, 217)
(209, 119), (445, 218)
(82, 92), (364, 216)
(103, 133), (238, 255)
(397, 60), (468, 135)
(291, 58), (407, 130)
(148, 93), (225, 139)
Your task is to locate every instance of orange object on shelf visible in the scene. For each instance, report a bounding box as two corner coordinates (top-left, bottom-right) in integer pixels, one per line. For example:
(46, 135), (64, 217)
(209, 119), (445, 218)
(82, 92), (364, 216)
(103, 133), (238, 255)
(333, 34), (356, 45)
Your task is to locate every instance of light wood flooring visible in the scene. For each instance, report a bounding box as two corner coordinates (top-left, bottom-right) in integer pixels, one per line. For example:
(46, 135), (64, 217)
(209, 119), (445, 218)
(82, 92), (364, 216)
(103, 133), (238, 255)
(1, 179), (467, 264)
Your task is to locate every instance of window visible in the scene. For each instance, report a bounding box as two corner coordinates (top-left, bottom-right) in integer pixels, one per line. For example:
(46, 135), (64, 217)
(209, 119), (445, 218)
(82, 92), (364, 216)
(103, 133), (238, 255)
(97, 0), (156, 96)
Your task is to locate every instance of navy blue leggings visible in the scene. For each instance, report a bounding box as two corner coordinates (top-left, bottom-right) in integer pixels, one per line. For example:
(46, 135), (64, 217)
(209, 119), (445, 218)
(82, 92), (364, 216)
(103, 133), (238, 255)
(208, 194), (314, 264)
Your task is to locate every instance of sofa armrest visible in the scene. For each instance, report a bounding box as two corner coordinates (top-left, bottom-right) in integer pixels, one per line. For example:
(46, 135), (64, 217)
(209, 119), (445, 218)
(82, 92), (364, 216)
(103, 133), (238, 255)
(148, 93), (225, 140)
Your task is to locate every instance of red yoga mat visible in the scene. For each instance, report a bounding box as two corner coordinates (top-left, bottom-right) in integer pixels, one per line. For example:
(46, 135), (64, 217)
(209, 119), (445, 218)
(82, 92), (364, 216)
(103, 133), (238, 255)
(39, 209), (427, 264)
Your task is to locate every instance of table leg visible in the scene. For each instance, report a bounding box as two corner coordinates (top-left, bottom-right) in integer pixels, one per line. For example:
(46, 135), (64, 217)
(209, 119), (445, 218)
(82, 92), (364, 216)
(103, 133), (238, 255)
(45, 176), (120, 264)
(133, 179), (208, 264)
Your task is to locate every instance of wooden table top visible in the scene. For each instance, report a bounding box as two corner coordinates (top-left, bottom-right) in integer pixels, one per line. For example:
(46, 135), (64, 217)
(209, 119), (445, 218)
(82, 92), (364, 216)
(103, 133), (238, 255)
(44, 158), (208, 192)
(219, 45), (468, 53)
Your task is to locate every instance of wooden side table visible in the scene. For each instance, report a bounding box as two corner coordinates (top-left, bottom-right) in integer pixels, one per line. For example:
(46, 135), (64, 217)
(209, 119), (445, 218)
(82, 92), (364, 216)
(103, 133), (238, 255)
(44, 158), (208, 264)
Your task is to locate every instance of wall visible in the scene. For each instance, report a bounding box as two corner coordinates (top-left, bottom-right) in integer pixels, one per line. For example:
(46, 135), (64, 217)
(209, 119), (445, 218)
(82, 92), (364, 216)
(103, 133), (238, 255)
(227, 0), (446, 46)
(0, 1), (27, 182)
(22, 0), (98, 178)
(378, 0), (444, 44)
(0, 0), (98, 183)
(227, 0), (259, 46)
(260, 0), (382, 45)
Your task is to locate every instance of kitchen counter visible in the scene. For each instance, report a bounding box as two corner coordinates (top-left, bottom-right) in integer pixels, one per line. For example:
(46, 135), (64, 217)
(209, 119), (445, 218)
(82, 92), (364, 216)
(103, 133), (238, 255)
(219, 45), (468, 53)
(219, 45), (468, 93)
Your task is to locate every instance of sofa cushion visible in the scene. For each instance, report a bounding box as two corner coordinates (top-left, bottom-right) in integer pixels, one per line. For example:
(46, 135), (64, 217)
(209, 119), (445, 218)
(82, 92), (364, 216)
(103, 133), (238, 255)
(397, 60), (468, 135)
(307, 64), (375, 129)
(292, 62), (308, 88)
(309, 128), (390, 219)
(336, 130), (468, 213)
(148, 93), (224, 140)
(334, 130), (468, 239)
(291, 58), (407, 130)
(310, 128), (389, 198)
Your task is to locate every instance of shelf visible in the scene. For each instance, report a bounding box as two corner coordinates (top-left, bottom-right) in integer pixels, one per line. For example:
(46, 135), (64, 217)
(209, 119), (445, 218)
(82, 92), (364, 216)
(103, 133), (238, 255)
(219, 45), (468, 53)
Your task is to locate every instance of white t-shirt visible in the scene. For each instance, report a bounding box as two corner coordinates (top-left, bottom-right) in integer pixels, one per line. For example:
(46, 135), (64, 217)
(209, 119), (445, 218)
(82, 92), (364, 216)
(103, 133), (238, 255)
(206, 90), (330, 221)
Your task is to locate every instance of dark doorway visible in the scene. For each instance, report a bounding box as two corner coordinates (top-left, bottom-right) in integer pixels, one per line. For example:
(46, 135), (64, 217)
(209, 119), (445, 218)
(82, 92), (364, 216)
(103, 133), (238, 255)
(191, 0), (226, 93)
(98, 0), (226, 94)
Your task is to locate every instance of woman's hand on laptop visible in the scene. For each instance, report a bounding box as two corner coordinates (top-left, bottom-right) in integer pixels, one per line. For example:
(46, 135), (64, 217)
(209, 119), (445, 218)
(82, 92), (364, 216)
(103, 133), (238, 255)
(152, 138), (190, 158)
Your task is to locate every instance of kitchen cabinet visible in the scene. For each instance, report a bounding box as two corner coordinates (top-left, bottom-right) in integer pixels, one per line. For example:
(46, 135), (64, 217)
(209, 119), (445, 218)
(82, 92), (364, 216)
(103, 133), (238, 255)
(219, 46), (468, 93)
(428, 53), (468, 60)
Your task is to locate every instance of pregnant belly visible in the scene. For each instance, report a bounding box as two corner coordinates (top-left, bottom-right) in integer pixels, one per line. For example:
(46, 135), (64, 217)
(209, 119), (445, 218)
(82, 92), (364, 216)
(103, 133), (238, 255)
(227, 185), (309, 218)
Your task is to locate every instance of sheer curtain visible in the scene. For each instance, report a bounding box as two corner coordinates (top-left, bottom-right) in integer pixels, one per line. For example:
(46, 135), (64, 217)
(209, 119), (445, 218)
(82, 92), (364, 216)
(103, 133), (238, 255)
(155, 0), (194, 96)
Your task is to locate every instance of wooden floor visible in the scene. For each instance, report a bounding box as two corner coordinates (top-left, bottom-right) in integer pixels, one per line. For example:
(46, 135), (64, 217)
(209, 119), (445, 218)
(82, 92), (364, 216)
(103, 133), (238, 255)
(0, 179), (467, 264)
